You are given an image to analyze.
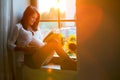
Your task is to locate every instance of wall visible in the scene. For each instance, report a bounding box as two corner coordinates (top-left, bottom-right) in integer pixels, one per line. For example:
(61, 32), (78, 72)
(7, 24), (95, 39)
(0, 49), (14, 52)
(12, 0), (30, 29)
(76, 0), (120, 80)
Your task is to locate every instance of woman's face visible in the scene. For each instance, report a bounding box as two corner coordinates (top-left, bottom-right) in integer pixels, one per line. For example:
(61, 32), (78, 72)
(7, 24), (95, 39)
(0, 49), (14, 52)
(28, 13), (38, 26)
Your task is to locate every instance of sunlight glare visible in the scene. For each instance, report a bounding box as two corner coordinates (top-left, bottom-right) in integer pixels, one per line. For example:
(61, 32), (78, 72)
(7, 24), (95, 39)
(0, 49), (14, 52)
(38, 0), (66, 13)
(47, 68), (52, 73)
(51, 0), (66, 13)
(59, 0), (66, 13)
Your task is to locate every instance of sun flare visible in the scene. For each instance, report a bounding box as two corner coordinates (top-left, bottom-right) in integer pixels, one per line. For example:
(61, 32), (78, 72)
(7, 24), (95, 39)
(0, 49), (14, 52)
(54, 0), (66, 12)
(38, 0), (66, 13)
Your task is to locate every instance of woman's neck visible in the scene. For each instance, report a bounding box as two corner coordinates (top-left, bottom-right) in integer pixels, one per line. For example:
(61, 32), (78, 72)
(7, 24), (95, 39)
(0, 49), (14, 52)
(27, 26), (32, 31)
(27, 26), (35, 35)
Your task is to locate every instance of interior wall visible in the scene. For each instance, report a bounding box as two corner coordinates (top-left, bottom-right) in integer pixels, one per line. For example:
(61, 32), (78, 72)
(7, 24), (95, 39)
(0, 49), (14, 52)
(30, 0), (37, 7)
(12, 0), (30, 28)
(76, 0), (120, 80)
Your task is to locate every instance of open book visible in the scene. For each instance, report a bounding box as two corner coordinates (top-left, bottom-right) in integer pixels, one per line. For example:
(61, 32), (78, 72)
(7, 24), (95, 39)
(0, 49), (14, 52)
(43, 31), (54, 42)
(43, 30), (61, 43)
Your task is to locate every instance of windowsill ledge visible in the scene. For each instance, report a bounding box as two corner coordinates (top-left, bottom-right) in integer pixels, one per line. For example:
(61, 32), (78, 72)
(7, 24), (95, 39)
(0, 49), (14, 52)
(41, 56), (77, 71)
(41, 64), (61, 70)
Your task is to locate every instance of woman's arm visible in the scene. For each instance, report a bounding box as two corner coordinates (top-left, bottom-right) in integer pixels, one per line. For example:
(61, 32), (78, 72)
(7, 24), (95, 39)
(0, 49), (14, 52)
(8, 24), (30, 52)
(8, 26), (19, 50)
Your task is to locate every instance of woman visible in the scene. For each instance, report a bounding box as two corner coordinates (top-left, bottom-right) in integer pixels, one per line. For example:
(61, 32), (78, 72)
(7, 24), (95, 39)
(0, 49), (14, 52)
(8, 6), (76, 70)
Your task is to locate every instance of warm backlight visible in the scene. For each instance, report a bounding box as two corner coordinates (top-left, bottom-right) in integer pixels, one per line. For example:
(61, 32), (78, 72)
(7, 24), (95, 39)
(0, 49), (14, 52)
(38, 0), (66, 13)
(58, 0), (66, 13)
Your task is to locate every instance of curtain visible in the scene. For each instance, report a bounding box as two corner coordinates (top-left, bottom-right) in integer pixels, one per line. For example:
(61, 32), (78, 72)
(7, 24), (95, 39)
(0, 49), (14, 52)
(0, 0), (13, 80)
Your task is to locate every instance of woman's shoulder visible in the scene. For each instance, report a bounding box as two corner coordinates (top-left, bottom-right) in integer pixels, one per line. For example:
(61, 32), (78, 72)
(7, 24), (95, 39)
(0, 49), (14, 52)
(15, 23), (23, 30)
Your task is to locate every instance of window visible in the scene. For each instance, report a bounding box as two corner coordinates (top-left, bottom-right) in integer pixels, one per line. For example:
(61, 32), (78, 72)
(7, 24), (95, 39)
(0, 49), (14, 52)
(37, 0), (76, 59)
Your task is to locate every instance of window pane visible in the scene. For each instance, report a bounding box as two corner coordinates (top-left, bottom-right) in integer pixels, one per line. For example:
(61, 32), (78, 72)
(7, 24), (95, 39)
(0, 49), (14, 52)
(60, 0), (76, 20)
(39, 22), (58, 37)
(60, 22), (76, 43)
(38, 0), (76, 20)
(38, 0), (58, 20)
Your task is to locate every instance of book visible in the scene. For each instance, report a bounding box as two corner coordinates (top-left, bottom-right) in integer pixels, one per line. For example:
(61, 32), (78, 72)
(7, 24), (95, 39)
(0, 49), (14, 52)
(43, 30), (61, 42)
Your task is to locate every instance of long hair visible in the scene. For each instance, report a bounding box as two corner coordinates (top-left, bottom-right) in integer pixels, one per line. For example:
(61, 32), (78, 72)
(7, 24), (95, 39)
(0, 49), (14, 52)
(21, 6), (40, 30)
(32, 10), (40, 31)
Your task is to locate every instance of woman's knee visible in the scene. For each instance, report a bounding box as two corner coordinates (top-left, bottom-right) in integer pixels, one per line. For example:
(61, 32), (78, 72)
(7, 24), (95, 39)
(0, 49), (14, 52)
(47, 38), (59, 43)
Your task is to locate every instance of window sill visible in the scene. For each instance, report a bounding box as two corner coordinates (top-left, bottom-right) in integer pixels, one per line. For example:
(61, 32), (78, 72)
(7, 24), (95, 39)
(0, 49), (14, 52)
(41, 56), (77, 70)
(41, 64), (61, 70)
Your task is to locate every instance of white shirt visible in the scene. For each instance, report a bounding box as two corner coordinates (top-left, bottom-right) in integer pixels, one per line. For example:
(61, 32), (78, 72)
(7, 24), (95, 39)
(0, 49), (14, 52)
(8, 23), (45, 50)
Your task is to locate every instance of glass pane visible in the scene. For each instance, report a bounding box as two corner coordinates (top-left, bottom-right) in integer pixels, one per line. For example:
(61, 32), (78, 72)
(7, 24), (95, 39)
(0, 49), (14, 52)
(60, 0), (76, 20)
(60, 22), (76, 28)
(38, 0), (76, 20)
(38, 0), (58, 20)
(39, 22), (58, 38)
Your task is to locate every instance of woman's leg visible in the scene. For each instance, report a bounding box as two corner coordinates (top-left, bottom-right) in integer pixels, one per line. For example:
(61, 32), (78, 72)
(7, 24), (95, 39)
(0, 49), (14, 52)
(41, 40), (77, 70)
(31, 39), (76, 70)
